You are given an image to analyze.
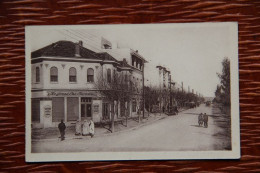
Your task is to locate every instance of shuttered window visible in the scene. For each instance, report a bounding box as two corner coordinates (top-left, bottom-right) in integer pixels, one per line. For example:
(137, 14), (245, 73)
(52, 97), (64, 122)
(67, 97), (79, 121)
(69, 67), (77, 82)
(87, 68), (94, 82)
(36, 67), (40, 83)
(31, 99), (40, 122)
(50, 66), (58, 82)
(107, 69), (111, 83)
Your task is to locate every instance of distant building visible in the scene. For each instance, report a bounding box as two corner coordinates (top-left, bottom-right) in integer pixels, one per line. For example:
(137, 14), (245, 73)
(31, 39), (147, 128)
(156, 65), (171, 112)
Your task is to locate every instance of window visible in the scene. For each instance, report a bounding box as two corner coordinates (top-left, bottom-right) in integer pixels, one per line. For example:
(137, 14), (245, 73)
(31, 98), (40, 122)
(52, 97), (64, 122)
(132, 99), (137, 112)
(107, 69), (111, 83)
(50, 66), (58, 82)
(36, 67), (40, 83)
(69, 67), (77, 82)
(87, 68), (94, 82)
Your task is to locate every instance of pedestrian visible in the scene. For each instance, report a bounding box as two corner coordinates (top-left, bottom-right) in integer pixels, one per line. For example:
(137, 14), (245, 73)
(89, 119), (95, 138)
(82, 119), (89, 136)
(82, 118), (94, 137)
(58, 119), (66, 141)
(203, 113), (208, 128)
(75, 119), (82, 136)
(198, 113), (203, 126)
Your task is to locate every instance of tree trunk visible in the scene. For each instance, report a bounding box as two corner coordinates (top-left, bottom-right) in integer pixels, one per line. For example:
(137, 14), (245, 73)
(111, 102), (115, 133)
(125, 108), (128, 127)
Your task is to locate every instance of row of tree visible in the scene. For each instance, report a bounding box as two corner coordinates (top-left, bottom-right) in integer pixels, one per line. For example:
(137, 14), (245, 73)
(214, 57), (230, 106)
(144, 86), (205, 113)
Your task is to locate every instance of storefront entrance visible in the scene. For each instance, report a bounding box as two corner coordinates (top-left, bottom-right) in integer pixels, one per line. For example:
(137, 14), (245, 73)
(81, 97), (92, 119)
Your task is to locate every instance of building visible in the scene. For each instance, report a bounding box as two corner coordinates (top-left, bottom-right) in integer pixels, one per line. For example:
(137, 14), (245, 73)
(31, 39), (147, 128)
(156, 65), (171, 112)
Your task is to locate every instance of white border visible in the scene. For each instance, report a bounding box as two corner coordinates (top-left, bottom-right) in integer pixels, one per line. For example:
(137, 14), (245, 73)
(25, 22), (240, 162)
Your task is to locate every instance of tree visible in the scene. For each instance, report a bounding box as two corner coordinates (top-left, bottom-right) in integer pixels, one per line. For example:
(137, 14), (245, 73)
(144, 86), (160, 114)
(95, 68), (134, 132)
(216, 57), (230, 106)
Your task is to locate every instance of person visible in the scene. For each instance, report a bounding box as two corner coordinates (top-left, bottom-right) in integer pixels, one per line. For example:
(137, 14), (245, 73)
(89, 119), (95, 138)
(58, 119), (66, 141)
(203, 113), (208, 128)
(82, 119), (89, 136)
(198, 113), (203, 126)
(75, 119), (82, 136)
(82, 118), (95, 137)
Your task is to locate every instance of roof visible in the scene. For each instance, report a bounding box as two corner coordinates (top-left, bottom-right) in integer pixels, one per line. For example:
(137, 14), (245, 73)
(31, 40), (100, 60)
(94, 52), (118, 62)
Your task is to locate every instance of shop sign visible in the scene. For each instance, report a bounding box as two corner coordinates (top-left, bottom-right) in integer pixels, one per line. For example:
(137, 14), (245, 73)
(93, 104), (99, 113)
(47, 91), (96, 97)
(44, 105), (51, 118)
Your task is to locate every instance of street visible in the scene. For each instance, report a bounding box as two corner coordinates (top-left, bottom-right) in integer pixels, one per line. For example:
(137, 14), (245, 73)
(32, 104), (229, 153)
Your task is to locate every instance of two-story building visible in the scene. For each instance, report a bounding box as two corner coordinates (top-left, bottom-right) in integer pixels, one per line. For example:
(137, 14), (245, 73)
(31, 40), (147, 128)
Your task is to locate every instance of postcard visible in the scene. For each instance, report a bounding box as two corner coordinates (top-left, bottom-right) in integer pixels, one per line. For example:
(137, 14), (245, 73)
(25, 22), (240, 162)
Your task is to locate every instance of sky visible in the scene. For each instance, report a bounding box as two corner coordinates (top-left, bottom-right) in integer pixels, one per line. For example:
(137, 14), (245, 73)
(28, 23), (236, 97)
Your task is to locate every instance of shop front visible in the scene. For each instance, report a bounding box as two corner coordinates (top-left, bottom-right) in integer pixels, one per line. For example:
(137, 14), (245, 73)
(31, 90), (102, 128)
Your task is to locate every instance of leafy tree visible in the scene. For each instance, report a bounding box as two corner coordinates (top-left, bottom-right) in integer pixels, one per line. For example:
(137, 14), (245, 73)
(95, 68), (134, 132)
(216, 57), (230, 106)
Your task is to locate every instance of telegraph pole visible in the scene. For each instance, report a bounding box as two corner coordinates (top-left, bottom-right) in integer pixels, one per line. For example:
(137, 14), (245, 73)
(142, 63), (145, 118)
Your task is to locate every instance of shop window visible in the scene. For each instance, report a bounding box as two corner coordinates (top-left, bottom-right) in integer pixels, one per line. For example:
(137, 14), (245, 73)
(87, 68), (94, 82)
(67, 97), (79, 121)
(69, 67), (77, 82)
(52, 97), (64, 122)
(107, 69), (111, 83)
(31, 99), (40, 122)
(36, 67), (40, 83)
(50, 66), (58, 82)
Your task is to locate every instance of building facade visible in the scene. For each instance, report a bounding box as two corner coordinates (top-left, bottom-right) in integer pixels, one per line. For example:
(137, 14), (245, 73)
(31, 40), (146, 128)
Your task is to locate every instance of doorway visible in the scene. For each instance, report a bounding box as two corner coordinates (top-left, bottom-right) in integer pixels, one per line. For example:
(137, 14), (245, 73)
(81, 97), (92, 119)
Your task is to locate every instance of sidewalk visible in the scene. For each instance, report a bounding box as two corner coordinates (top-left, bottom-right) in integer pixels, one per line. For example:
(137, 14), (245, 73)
(32, 113), (168, 142)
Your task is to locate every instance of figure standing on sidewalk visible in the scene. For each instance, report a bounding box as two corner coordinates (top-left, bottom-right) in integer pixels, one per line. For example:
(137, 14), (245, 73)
(58, 119), (66, 141)
(75, 119), (82, 135)
(203, 113), (208, 128)
(82, 119), (94, 137)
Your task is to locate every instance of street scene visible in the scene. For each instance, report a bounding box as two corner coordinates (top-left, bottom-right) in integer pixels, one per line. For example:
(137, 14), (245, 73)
(32, 103), (231, 152)
(26, 23), (237, 160)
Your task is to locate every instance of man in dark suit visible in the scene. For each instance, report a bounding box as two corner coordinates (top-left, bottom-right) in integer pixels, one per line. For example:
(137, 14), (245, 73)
(58, 119), (66, 141)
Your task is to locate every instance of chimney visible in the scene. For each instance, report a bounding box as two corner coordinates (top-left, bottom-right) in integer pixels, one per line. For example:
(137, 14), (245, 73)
(79, 40), (83, 46)
(136, 50), (138, 53)
(75, 41), (82, 57)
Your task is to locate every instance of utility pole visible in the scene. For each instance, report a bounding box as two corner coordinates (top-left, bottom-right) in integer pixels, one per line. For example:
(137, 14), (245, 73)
(142, 63), (145, 119)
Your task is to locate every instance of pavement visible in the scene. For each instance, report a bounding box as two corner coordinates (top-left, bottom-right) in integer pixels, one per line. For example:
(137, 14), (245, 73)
(31, 111), (178, 142)
(31, 104), (231, 153)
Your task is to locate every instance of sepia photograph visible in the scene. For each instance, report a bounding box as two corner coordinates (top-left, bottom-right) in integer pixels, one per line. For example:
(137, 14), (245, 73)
(25, 23), (239, 161)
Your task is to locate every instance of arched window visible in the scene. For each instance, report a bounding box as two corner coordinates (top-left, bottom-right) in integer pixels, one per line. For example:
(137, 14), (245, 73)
(50, 66), (58, 82)
(69, 67), (77, 82)
(87, 68), (94, 82)
(107, 69), (111, 83)
(36, 67), (40, 83)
